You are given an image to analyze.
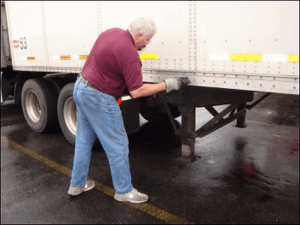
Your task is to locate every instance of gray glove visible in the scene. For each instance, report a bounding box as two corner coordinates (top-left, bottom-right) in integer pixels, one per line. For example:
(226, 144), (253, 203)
(165, 77), (190, 93)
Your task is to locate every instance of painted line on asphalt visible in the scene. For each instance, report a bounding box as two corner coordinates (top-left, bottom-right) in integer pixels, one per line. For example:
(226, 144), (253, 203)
(1, 136), (192, 224)
(246, 120), (275, 126)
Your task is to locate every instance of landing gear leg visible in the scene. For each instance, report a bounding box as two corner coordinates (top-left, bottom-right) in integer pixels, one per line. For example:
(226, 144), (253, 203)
(178, 105), (197, 163)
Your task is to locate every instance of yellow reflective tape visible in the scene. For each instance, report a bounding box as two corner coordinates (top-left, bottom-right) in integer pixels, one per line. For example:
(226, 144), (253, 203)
(139, 53), (158, 60)
(79, 55), (89, 60)
(288, 55), (299, 63)
(60, 55), (71, 60)
(27, 57), (35, 61)
(230, 54), (262, 62)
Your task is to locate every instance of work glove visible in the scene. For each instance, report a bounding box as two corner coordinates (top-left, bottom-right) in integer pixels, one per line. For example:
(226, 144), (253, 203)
(164, 77), (190, 93)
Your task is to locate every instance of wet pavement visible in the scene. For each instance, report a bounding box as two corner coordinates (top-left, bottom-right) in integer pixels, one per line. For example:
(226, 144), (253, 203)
(1, 92), (299, 224)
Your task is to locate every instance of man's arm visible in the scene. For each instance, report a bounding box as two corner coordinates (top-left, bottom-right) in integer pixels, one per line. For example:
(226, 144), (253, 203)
(129, 82), (166, 99)
(129, 78), (189, 99)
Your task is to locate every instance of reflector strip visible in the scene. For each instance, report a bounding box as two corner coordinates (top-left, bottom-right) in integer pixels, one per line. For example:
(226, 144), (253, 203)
(27, 57), (35, 61)
(60, 55), (71, 60)
(230, 54), (262, 62)
(288, 55), (299, 63)
(139, 53), (158, 60)
(80, 55), (89, 60)
(263, 54), (287, 62)
(71, 55), (79, 60)
(209, 53), (229, 61)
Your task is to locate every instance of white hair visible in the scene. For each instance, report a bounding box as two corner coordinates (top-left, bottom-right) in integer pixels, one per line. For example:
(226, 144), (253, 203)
(128, 17), (157, 36)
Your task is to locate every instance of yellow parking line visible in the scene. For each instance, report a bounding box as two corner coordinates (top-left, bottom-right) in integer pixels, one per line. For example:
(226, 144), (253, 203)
(246, 120), (275, 126)
(1, 136), (192, 224)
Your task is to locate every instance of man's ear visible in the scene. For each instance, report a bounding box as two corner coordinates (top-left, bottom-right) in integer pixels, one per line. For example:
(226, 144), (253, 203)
(136, 32), (143, 38)
(132, 32), (141, 40)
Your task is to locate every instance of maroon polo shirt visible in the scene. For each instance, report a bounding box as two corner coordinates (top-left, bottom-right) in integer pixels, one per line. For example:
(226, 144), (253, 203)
(81, 28), (143, 99)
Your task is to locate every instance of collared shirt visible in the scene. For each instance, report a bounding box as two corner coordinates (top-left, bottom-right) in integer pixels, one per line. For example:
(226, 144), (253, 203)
(81, 28), (143, 99)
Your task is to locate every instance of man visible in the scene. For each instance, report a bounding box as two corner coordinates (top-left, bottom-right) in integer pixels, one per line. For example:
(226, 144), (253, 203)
(67, 17), (186, 203)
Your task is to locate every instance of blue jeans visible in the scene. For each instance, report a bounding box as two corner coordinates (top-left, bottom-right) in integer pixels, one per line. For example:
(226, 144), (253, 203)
(70, 78), (133, 194)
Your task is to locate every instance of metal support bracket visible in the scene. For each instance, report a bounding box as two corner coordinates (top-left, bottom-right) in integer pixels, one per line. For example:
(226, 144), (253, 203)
(196, 103), (247, 138)
(163, 101), (248, 162)
(160, 86), (254, 163)
(246, 93), (272, 110)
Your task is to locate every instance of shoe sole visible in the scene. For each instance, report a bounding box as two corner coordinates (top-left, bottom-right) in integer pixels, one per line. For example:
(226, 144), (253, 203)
(84, 181), (95, 192)
(68, 181), (95, 196)
(114, 195), (148, 203)
(68, 188), (83, 196)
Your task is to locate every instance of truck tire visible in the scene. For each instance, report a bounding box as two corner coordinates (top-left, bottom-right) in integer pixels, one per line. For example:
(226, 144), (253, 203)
(57, 83), (76, 146)
(21, 78), (59, 133)
(140, 96), (180, 123)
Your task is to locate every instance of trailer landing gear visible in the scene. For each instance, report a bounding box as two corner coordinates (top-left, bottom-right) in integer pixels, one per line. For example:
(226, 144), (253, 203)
(161, 86), (255, 163)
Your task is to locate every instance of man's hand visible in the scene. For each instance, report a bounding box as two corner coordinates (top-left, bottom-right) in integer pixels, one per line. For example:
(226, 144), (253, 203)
(129, 77), (190, 99)
(165, 77), (190, 93)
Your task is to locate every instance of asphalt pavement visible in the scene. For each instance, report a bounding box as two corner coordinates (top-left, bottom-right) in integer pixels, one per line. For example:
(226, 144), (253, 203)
(1, 92), (299, 224)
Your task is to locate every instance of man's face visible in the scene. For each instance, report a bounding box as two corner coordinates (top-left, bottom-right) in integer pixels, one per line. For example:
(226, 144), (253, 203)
(134, 31), (154, 50)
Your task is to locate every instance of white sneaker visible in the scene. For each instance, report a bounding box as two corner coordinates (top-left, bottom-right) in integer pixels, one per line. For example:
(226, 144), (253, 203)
(114, 188), (149, 203)
(67, 180), (95, 196)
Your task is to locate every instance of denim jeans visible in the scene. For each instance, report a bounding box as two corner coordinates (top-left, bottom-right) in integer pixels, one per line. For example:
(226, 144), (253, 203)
(70, 78), (133, 194)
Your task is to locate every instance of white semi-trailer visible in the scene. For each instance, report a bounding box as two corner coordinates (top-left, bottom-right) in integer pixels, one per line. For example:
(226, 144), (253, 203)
(1, 1), (298, 161)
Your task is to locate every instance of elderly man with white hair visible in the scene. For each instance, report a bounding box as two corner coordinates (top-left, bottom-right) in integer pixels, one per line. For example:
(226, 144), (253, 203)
(67, 17), (186, 203)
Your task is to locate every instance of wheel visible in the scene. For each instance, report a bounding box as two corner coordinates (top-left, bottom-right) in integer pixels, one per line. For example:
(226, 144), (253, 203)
(21, 78), (59, 132)
(140, 95), (180, 123)
(57, 83), (76, 146)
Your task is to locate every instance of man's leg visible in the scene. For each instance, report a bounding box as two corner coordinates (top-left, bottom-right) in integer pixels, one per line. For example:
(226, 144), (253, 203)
(90, 92), (133, 195)
(70, 80), (96, 188)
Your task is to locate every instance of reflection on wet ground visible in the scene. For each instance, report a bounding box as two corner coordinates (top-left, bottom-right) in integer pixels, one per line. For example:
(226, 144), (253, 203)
(1, 92), (299, 224)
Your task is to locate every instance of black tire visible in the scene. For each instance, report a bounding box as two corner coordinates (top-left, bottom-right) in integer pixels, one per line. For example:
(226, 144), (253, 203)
(140, 96), (180, 123)
(44, 78), (62, 95)
(57, 83), (76, 146)
(21, 78), (59, 133)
